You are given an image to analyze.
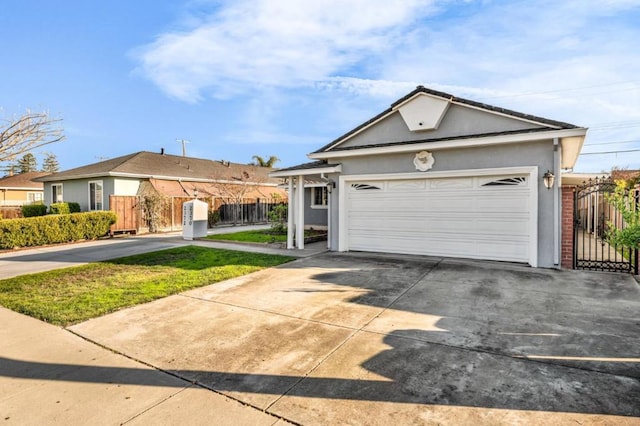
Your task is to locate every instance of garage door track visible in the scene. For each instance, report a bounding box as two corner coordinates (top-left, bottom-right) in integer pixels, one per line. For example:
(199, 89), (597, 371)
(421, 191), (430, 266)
(68, 252), (640, 424)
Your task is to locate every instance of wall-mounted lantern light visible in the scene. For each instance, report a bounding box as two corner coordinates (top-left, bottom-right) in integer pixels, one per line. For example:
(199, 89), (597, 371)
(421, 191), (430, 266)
(543, 170), (555, 190)
(326, 180), (336, 193)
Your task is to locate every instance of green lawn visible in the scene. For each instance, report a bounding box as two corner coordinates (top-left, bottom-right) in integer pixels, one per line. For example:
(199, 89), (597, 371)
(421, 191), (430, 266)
(205, 229), (287, 243)
(0, 246), (293, 326)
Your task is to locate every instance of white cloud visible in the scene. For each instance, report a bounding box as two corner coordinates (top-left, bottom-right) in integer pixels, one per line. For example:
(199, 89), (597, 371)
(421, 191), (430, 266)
(133, 0), (640, 171)
(133, 0), (437, 102)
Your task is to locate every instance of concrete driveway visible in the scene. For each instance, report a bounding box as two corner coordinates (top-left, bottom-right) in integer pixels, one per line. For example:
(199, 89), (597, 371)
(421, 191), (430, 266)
(62, 252), (640, 425)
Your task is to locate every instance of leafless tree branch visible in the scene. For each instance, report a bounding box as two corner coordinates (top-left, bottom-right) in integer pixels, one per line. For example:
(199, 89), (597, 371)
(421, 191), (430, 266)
(0, 111), (65, 163)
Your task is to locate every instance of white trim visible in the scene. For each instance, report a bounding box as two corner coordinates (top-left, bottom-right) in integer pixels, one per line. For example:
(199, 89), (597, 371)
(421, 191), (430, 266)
(40, 172), (280, 186)
(287, 179), (294, 249)
(296, 174), (305, 249)
(392, 92), (564, 129)
(269, 164), (342, 178)
(310, 187), (328, 208)
(553, 138), (560, 266)
(309, 128), (587, 161)
(51, 183), (63, 203)
(325, 93), (569, 152)
(88, 180), (104, 211)
(0, 186), (43, 191)
(338, 166), (539, 267)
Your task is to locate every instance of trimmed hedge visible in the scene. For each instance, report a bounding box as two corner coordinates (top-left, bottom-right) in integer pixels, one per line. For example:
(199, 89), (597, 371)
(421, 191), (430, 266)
(0, 211), (117, 249)
(49, 202), (81, 214)
(21, 204), (48, 217)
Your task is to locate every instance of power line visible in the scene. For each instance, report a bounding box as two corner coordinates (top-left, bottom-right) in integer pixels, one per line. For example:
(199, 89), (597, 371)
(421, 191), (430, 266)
(580, 148), (640, 156)
(483, 80), (640, 100)
(584, 139), (640, 146)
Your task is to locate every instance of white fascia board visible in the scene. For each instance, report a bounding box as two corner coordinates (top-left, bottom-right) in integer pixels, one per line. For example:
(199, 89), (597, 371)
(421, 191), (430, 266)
(310, 128), (588, 160)
(560, 135), (586, 169)
(269, 164), (342, 178)
(40, 171), (276, 186)
(0, 186), (43, 190)
(449, 100), (565, 129)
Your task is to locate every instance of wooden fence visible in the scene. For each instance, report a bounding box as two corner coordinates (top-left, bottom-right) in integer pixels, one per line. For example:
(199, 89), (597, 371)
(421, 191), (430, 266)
(109, 195), (286, 234)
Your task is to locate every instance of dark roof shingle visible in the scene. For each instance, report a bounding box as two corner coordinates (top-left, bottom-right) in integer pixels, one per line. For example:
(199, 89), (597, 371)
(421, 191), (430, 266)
(37, 151), (281, 184)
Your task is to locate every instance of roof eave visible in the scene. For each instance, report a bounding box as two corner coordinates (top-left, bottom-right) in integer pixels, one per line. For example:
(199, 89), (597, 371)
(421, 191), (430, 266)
(308, 128), (588, 160)
(269, 164), (343, 178)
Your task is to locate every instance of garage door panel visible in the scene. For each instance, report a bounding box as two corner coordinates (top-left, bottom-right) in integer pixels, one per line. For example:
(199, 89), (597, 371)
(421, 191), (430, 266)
(350, 215), (529, 236)
(346, 175), (533, 264)
(349, 233), (529, 262)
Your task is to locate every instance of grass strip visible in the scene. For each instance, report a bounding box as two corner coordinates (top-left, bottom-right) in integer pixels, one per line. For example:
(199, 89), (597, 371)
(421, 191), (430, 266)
(0, 245), (293, 326)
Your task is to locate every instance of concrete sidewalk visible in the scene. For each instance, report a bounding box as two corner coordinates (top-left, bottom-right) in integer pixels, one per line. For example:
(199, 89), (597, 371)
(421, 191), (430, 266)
(0, 227), (326, 280)
(0, 307), (289, 425)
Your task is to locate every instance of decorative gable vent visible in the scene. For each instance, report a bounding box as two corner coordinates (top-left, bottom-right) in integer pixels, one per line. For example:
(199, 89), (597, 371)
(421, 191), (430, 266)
(393, 93), (450, 132)
(481, 176), (527, 187)
(351, 183), (382, 191)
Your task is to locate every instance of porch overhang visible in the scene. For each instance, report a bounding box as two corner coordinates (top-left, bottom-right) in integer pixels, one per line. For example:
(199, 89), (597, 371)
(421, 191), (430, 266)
(269, 163), (342, 178)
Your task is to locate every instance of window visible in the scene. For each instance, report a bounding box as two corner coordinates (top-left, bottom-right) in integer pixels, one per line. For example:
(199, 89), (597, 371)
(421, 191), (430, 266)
(52, 184), (63, 203)
(89, 181), (103, 210)
(311, 187), (328, 208)
(27, 192), (43, 203)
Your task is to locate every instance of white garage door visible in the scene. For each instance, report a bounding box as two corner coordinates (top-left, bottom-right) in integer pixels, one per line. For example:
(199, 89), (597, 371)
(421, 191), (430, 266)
(345, 174), (533, 263)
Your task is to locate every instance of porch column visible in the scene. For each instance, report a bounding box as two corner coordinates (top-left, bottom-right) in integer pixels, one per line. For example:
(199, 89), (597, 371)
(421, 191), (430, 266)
(561, 185), (575, 269)
(287, 178), (294, 249)
(296, 174), (305, 249)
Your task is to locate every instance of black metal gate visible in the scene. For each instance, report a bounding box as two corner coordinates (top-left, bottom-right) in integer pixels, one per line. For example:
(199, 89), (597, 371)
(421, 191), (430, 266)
(574, 177), (638, 273)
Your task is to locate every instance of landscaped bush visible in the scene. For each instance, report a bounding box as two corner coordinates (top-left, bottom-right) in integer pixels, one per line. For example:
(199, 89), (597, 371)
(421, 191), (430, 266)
(68, 202), (81, 213)
(21, 203), (47, 217)
(49, 202), (81, 214)
(0, 211), (117, 249)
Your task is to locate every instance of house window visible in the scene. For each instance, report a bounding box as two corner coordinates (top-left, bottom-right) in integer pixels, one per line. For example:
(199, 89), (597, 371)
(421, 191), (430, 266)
(311, 187), (328, 208)
(89, 181), (103, 210)
(52, 184), (63, 203)
(27, 192), (43, 203)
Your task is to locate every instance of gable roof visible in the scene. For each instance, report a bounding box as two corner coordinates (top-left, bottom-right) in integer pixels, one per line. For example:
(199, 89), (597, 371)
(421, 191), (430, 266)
(37, 151), (281, 185)
(0, 172), (48, 190)
(313, 85), (582, 154)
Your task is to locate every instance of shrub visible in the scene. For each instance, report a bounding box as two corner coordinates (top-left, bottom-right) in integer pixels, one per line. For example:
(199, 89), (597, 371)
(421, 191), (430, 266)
(208, 210), (220, 227)
(141, 194), (168, 233)
(0, 211), (117, 249)
(21, 203), (47, 217)
(268, 203), (288, 234)
(68, 202), (81, 213)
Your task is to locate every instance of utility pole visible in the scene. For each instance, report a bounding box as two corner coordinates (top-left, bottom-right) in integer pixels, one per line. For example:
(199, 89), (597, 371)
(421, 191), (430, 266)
(176, 139), (190, 157)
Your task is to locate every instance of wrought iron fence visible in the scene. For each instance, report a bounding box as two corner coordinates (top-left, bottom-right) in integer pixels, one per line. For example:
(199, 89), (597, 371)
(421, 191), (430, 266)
(574, 176), (638, 274)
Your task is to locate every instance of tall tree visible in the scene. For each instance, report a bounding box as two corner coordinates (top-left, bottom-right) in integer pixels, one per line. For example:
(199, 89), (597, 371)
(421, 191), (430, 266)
(41, 152), (60, 173)
(251, 155), (280, 168)
(16, 153), (38, 173)
(0, 110), (64, 163)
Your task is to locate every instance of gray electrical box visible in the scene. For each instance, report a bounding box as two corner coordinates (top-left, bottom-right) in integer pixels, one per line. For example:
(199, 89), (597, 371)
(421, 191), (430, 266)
(182, 199), (208, 240)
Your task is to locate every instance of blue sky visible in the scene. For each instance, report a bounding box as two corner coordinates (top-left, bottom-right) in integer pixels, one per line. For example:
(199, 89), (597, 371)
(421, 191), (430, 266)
(1, 0), (639, 173)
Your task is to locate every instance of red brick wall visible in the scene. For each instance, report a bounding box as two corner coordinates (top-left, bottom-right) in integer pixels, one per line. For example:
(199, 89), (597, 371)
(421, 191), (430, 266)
(561, 185), (575, 269)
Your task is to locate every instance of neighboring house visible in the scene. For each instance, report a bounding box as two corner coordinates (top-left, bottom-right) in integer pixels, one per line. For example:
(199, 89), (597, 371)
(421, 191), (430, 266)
(0, 172), (48, 206)
(37, 151), (287, 212)
(271, 86), (588, 268)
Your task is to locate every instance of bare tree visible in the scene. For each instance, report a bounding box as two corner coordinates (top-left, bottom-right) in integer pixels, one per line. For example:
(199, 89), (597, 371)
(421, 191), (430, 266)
(212, 167), (269, 225)
(0, 111), (65, 163)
